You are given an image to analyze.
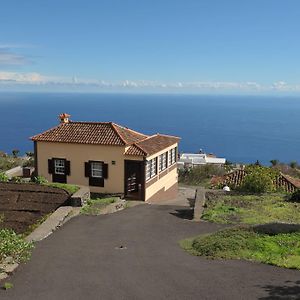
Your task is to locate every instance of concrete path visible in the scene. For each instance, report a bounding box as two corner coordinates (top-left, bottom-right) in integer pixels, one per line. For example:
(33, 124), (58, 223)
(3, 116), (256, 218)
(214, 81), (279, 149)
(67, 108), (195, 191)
(153, 186), (196, 206)
(25, 207), (74, 242)
(1, 205), (299, 299)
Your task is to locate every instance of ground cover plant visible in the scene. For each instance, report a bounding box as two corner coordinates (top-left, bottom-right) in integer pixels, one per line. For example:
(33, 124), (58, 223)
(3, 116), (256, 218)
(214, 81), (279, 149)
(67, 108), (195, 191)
(202, 193), (300, 225)
(0, 229), (33, 264)
(180, 226), (300, 270)
(81, 197), (116, 215)
(46, 182), (79, 195)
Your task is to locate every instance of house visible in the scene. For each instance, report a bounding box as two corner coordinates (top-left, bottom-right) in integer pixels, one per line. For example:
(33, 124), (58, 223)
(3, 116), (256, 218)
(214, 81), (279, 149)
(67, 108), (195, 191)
(31, 113), (180, 202)
(177, 152), (226, 169)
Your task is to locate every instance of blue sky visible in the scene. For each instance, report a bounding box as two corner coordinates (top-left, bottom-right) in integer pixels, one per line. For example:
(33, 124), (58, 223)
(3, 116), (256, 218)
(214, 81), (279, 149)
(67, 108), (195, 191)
(1, 0), (300, 94)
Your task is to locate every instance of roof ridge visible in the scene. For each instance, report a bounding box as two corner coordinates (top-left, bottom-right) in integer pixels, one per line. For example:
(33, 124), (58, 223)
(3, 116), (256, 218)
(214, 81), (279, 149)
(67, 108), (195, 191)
(131, 143), (148, 155)
(110, 122), (127, 145)
(135, 134), (157, 144)
(155, 133), (181, 139)
(70, 121), (112, 125)
(113, 123), (148, 138)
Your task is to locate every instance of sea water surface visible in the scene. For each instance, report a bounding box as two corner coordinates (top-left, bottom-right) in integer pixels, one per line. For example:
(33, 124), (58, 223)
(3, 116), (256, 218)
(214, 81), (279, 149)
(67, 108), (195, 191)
(0, 92), (299, 164)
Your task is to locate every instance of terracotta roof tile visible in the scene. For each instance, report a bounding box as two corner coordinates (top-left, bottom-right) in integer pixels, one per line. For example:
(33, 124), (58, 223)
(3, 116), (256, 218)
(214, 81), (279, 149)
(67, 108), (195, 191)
(134, 134), (180, 156)
(211, 169), (300, 193)
(31, 122), (148, 146)
(125, 144), (147, 156)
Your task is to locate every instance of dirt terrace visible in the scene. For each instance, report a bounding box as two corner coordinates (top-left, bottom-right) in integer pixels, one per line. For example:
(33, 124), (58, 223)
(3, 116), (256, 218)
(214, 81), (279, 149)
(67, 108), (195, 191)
(0, 182), (70, 234)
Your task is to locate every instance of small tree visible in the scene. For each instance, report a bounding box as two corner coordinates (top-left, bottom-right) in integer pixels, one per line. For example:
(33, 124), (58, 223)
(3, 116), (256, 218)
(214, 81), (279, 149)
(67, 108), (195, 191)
(25, 151), (34, 158)
(254, 160), (261, 166)
(270, 159), (279, 167)
(290, 161), (298, 169)
(239, 166), (279, 194)
(11, 149), (20, 158)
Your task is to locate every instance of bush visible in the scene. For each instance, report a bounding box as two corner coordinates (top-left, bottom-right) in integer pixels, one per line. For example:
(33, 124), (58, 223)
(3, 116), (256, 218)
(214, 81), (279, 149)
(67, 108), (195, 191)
(0, 229), (34, 264)
(239, 166), (279, 194)
(289, 189), (300, 203)
(179, 165), (226, 186)
(32, 176), (48, 184)
(0, 172), (9, 182)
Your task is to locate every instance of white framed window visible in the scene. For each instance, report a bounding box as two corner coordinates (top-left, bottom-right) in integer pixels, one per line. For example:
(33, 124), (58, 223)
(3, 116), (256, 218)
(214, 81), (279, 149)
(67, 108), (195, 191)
(146, 157), (157, 180)
(159, 152), (167, 172)
(168, 150), (172, 166)
(54, 159), (65, 175)
(169, 147), (177, 165)
(151, 158), (157, 177)
(146, 161), (151, 180)
(91, 162), (103, 178)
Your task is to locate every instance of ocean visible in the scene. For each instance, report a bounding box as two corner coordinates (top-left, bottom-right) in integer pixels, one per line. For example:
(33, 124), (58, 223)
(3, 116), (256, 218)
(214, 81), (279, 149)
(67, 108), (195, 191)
(0, 92), (299, 164)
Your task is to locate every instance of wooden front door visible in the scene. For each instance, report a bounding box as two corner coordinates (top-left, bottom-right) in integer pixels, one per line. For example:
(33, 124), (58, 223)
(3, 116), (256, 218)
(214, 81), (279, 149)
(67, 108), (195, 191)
(124, 160), (145, 200)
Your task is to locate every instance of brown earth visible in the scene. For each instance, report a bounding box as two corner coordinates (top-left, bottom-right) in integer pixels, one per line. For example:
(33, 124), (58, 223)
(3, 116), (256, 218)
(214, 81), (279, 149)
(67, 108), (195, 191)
(0, 182), (70, 234)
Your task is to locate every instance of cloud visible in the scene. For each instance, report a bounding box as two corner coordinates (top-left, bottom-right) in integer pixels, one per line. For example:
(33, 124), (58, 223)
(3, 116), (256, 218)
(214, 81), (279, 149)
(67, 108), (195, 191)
(0, 49), (29, 66)
(1, 71), (300, 94)
(0, 71), (44, 83)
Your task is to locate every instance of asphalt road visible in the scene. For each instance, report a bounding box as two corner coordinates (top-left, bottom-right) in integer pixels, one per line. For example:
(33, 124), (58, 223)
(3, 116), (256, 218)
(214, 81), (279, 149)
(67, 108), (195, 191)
(1, 204), (299, 300)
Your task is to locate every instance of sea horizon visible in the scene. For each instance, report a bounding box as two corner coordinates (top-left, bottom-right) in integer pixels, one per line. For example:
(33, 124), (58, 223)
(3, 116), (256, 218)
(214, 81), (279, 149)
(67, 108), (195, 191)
(0, 92), (299, 165)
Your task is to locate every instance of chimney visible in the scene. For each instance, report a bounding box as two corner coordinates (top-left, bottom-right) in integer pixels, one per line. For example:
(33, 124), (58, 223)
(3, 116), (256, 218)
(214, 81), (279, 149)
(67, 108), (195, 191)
(59, 113), (71, 123)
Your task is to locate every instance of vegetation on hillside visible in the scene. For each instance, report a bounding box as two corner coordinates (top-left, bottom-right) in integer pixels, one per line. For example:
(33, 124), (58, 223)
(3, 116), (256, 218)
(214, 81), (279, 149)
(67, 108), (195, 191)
(0, 150), (34, 172)
(81, 197), (116, 215)
(180, 226), (300, 270)
(0, 228), (33, 264)
(202, 193), (300, 224)
(238, 165), (281, 193)
(179, 165), (227, 187)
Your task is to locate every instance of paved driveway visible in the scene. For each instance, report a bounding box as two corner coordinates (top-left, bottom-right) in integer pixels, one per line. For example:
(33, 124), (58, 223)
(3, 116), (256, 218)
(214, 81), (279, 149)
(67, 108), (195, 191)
(1, 204), (299, 300)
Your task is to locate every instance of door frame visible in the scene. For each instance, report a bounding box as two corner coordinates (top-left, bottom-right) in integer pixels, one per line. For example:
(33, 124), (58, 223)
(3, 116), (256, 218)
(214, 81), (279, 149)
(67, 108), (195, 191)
(124, 160), (145, 201)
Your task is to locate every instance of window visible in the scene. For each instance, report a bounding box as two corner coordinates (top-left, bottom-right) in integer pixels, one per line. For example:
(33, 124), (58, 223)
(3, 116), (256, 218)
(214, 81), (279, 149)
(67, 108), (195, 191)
(159, 152), (167, 172)
(169, 147), (177, 165)
(54, 159), (65, 175)
(146, 157), (157, 180)
(91, 162), (103, 178)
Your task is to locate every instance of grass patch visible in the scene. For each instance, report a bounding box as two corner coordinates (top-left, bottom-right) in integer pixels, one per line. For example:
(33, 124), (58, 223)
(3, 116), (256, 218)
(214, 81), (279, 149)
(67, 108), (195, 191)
(202, 193), (300, 225)
(46, 183), (79, 195)
(3, 282), (13, 290)
(0, 229), (34, 264)
(180, 226), (300, 269)
(80, 197), (116, 215)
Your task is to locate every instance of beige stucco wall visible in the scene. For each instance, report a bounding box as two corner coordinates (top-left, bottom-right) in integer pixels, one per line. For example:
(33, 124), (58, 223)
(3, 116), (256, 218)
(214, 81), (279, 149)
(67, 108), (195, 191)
(36, 141), (126, 193)
(145, 143), (178, 201)
(145, 167), (178, 201)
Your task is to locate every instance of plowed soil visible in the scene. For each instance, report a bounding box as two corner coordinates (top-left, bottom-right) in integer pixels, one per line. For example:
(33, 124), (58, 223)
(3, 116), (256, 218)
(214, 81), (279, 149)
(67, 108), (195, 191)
(0, 182), (70, 233)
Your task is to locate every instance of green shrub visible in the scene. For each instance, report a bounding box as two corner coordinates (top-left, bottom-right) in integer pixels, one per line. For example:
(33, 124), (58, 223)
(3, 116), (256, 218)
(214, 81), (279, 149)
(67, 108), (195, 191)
(0, 229), (34, 264)
(289, 189), (300, 203)
(32, 176), (48, 184)
(0, 172), (9, 182)
(10, 176), (23, 183)
(239, 166), (279, 193)
(179, 165), (226, 186)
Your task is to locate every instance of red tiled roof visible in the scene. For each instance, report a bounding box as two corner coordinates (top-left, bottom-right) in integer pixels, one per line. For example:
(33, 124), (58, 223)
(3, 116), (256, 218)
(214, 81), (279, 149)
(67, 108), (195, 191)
(31, 122), (148, 146)
(130, 134), (180, 156)
(125, 144), (147, 156)
(211, 169), (300, 193)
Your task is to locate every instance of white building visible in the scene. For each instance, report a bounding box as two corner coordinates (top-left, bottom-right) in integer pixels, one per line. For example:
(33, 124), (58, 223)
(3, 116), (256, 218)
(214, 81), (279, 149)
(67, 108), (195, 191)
(177, 153), (226, 169)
